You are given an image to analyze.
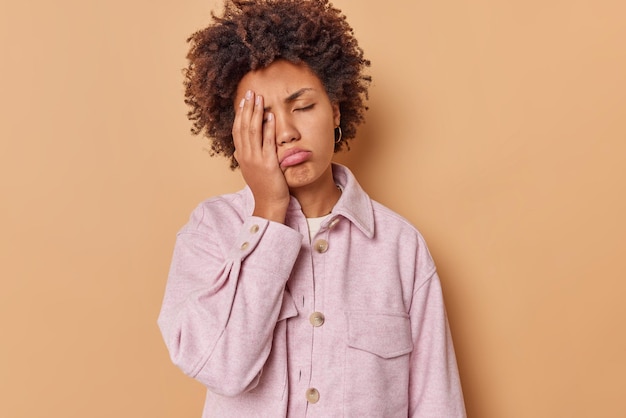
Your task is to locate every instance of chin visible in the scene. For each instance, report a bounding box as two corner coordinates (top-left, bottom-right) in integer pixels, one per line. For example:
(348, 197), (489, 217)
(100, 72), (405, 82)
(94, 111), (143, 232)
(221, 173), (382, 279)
(285, 165), (316, 188)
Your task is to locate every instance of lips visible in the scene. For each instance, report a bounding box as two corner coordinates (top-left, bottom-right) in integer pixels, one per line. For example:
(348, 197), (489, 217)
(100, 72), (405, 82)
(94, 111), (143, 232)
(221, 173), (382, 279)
(279, 148), (312, 168)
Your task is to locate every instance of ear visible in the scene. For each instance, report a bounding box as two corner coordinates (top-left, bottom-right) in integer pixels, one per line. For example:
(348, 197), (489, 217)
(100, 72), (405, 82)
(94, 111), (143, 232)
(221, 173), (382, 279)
(332, 102), (341, 127)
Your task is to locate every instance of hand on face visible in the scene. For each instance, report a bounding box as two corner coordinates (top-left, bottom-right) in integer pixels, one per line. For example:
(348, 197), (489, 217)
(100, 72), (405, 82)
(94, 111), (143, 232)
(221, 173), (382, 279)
(232, 90), (290, 223)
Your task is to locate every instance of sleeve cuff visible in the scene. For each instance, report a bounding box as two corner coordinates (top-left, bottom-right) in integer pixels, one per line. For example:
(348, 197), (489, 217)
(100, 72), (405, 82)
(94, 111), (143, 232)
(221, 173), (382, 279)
(228, 216), (303, 276)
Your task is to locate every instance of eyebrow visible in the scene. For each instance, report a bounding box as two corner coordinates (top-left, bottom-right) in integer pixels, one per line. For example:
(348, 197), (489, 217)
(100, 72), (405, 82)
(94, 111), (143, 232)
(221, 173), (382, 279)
(263, 88), (314, 112)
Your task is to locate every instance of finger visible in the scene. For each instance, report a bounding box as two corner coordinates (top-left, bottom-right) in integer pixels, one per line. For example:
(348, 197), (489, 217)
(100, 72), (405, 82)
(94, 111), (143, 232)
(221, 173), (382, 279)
(232, 96), (246, 153)
(240, 90), (256, 154)
(262, 111), (277, 161)
(250, 94), (265, 152)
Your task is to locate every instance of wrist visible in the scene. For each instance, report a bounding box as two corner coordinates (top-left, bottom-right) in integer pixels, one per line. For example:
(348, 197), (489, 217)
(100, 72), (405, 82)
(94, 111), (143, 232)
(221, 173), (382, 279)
(252, 199), (289, 223)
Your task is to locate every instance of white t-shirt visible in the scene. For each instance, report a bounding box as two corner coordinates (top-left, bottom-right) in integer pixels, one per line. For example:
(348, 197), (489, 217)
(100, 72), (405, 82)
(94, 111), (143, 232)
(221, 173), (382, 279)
(306, 185), (342, 241)
(306, 215), (329, 241)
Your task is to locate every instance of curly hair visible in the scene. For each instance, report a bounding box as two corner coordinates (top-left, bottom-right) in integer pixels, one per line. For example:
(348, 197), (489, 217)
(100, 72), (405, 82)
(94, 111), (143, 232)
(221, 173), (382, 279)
(183, 0), (371, 169)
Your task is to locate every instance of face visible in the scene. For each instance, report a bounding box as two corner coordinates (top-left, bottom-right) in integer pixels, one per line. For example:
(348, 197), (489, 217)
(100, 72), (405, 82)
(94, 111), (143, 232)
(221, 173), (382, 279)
(234, 60), (340, 192)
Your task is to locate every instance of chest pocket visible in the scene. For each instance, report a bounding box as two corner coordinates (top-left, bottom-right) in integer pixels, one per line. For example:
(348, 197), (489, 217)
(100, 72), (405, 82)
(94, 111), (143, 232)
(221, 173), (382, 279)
(344, 311), (413, 416)
(346, 311), (413, 358)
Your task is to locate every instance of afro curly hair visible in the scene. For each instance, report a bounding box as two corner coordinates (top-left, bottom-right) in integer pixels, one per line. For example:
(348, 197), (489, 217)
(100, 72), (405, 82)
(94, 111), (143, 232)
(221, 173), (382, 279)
(183, 0), (371, 169)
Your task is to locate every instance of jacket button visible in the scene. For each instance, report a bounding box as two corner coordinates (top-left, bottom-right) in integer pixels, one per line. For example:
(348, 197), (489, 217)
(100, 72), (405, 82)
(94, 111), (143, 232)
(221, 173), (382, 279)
(306, 387), (320, 403)
(328, 217), (340, 229)
(309, 312), (325, 327)
(240, 241), (249, 250)
(249, 224), (259, 233)
(313, 239), (328, 253)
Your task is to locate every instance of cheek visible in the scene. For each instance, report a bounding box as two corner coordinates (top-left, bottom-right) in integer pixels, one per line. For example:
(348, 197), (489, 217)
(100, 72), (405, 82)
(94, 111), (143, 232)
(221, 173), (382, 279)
(313, 123), (334, 148)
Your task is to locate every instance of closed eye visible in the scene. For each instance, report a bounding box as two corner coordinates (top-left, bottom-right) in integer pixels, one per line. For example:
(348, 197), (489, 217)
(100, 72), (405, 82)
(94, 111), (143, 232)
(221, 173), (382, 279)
(295, 104), (315, 112)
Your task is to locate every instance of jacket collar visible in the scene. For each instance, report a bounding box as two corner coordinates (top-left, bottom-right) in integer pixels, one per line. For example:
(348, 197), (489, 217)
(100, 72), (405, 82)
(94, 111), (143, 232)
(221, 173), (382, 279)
(242, 163), (374, 238)
(327, 163), (374, 238)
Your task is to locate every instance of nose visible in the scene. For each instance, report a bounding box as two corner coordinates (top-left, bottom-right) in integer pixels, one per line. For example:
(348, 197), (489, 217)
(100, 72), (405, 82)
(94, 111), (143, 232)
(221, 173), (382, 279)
(275, 114), (300, 145)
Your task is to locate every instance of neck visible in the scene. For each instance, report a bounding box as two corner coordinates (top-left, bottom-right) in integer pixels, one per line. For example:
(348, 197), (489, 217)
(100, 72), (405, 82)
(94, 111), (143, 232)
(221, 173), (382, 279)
(290, 169), (341, 218)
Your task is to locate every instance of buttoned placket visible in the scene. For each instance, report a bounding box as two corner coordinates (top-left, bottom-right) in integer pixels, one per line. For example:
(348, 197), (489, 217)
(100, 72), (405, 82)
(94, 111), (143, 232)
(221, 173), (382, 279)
(283, 214), (333, 414)
(304, 216), (342, 413)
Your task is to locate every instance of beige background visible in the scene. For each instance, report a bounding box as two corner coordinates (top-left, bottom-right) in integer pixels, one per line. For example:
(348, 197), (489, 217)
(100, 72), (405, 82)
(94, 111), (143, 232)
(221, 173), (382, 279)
(1, 0), (625, 417)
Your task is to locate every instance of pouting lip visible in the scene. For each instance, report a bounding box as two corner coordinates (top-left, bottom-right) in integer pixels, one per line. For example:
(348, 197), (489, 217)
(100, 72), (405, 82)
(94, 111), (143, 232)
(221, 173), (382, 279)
(279, 147), (310, 165)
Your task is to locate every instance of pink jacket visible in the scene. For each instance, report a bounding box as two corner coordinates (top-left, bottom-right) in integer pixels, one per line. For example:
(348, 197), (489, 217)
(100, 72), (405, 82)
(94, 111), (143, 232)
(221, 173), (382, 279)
(158, 164), (466, 417)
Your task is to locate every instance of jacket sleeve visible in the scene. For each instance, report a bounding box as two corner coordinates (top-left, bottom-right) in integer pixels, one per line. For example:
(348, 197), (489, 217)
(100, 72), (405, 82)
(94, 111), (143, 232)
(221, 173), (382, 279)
(157, 204), (302, 396)
(408, 268), (467, 417)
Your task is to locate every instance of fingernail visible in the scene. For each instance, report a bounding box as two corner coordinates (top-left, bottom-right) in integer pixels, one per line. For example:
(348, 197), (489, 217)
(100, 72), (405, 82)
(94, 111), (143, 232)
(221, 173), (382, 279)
(245, 90), (253, 100)
(255, 95), (262, 106)
(267, 112), (273, 121)
(239, 98), (245, 108)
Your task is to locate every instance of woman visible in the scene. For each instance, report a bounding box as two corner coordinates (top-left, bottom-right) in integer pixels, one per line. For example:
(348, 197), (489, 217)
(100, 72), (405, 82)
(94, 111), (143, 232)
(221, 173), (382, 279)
(158, 0), (466, 416)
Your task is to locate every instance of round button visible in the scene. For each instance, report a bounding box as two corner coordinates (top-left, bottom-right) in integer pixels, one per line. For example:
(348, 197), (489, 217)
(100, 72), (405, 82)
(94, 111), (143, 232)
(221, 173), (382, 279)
(305, 387), (320, 404)
(328, 218), (340, 229)
(240, 241), (249, 250)
(313, 239), (328, 253)
(309, 312), (325, 327)
(250, 224), (259, 233)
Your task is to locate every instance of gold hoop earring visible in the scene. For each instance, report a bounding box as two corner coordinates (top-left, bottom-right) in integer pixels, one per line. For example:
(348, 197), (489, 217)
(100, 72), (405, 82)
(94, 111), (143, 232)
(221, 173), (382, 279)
(334, 126), (342, 144)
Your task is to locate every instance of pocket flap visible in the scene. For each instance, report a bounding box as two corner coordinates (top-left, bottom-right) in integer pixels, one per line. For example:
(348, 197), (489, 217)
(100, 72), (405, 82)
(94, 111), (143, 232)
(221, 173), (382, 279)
(346, 311), (413, 359)
(277, 289), (299, 321)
